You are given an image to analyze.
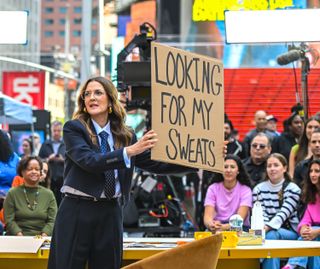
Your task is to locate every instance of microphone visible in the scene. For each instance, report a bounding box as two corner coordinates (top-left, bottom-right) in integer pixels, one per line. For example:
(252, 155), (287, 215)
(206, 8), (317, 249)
(276, 50), (304, 65)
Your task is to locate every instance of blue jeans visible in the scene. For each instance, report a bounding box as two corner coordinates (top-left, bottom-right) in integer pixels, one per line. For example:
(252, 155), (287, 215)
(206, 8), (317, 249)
(287, 226), (320, 269)
(262, 228), (298, 269)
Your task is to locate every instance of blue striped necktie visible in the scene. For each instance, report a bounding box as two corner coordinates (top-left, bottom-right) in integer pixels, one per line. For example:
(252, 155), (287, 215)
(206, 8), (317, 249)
(99, 131), (116, 199)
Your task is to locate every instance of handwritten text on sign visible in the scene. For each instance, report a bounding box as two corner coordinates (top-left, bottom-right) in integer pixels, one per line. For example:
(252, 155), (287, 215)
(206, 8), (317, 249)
(151, 42), (224, 172)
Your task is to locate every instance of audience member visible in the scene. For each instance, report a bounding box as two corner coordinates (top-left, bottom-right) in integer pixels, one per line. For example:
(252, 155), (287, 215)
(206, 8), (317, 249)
(224, 119), (246, 159)
(0, 130), (20, 195)
(282, 159), (320, 269)
(204, 154), (252, 232)
(11, 159), (50, 188)
(243, 132), (271, 186)
(294, 128), (320, 187)
(39, 160), (51, 188)
(30, 133), (42, 156)
(266, 115), (281, 136)
(3, 156), (57, 236)
(272, 112), (304, 162)
(39, 121), (65, 205)
(253, 153), (301, 269)
(0, 191), (5, 234)
(288, 116), (320, 177)
(243, 110), (275, 156)
(20, 138), (33, 158)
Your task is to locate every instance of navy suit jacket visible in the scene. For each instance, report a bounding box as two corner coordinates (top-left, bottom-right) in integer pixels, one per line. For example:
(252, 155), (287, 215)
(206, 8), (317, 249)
(63, 119), (193, 204)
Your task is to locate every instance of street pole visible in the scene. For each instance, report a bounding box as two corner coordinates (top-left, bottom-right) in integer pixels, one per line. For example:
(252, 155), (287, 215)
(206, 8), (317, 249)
(80, 0), (92, 84)
(64, 3), (70, 120)
(99, 0), (105, 77)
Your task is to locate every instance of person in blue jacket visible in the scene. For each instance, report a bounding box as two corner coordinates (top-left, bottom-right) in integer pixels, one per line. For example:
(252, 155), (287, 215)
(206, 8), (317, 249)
(0, 130), (20, 194)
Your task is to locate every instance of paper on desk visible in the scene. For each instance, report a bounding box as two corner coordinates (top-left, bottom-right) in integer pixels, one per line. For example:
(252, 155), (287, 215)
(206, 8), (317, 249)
(124, 242), (177, 249)
(0, 236), (45, 253)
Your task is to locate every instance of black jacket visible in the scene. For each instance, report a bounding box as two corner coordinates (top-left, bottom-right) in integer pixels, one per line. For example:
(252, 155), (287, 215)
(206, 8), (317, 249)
(62, 119), (193, 204)
(293, 157), (313, 187)
(271, 132), (297, 161)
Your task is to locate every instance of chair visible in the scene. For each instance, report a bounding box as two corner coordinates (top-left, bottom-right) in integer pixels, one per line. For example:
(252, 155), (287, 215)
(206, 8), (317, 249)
(121, 233), (222, 269)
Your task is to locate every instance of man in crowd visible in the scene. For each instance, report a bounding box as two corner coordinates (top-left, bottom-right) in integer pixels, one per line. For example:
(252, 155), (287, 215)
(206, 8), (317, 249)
(39, 121), (65, 205)
(266, 115), (281, 137)
(243, 132), (272, 187)
(243, 110), (275, 156)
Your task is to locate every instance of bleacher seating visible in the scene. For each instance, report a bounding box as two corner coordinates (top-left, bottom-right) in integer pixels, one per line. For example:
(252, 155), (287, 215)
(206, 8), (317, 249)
(225, 68), (320, 140)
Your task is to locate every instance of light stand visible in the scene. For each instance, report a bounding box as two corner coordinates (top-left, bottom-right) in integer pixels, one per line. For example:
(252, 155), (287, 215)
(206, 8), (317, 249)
(300, 53), (310, 119)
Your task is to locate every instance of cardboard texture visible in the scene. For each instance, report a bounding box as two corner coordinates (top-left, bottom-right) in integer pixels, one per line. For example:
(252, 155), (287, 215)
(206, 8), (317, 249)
(151, 42), (224, 173)
(0, 236), (45, 253)
(122, 234), (222, 269)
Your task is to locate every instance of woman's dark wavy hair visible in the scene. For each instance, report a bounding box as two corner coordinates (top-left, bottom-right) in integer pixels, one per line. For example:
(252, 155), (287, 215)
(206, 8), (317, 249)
(296, 116), (320, 164)
(0, 130), (13, 162)
(265, 153), (292, 182)
(217, 154), (251, 188)
(301, 159), (320, 204)
(17, 156), (43, 177)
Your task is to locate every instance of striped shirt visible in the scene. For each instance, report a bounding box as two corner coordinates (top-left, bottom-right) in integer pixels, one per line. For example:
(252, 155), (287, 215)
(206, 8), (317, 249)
(252, 179), (301, 231)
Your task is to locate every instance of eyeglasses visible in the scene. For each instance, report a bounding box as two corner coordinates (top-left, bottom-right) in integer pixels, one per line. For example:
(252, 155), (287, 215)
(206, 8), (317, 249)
(81, 90), (105, 100)
(251, 143), (267, 150)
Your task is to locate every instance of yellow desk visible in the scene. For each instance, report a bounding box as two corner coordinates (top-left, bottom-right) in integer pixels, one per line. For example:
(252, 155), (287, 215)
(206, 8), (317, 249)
(122, 238), (320, 269)
(1, 237), (320, 269)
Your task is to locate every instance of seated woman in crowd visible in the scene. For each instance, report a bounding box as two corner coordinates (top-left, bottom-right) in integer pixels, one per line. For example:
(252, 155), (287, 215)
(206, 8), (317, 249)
(4, 156), (57, 236)
(253, 153), (301, 269)
(203, 154), (252, 232)
(39, 160), (50, 188)
(288, 116), (320, 177)
(282, 159), (320, 269)
(12, 158), (51, 189)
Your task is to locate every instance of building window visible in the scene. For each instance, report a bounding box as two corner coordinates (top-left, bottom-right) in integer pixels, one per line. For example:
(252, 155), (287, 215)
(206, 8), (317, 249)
(45, 7), (54, 13)
(92, 18), (97, 24)
(92, 30), (97, 37)
(74, 18), (82, 24)
(73, 7), (82, 13)
(59, 31), (65, 37)
(44, 31), (54, 37)
(72, 30), (81, 37)
(45, 19), (54, 25)
(59, 7), (67, 13)
(59, 19), (66, 25)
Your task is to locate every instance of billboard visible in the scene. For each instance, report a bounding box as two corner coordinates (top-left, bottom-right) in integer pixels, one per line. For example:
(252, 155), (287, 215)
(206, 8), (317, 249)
(2, 71), (46, 109)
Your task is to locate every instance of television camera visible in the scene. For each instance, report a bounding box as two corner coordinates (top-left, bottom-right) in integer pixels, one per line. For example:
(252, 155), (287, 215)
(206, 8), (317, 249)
(117, 22), (156, 111)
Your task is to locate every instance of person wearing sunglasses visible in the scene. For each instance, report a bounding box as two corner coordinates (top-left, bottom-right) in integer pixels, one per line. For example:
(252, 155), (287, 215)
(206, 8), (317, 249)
(243, 132), (272, 187)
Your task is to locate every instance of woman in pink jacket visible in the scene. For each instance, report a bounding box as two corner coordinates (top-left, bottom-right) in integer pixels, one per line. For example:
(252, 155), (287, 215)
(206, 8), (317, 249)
(283, 159), (320, 269)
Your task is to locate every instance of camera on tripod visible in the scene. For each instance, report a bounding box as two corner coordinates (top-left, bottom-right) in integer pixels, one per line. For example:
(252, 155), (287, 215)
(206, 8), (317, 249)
(117, 22), (156, 111)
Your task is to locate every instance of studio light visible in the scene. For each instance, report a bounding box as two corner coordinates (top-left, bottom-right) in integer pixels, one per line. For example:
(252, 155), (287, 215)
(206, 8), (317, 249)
(224, 9), (320, 44)
(0, 11), (28, 44)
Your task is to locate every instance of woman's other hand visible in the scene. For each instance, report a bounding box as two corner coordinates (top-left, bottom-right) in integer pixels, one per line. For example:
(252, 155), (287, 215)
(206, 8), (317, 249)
(126, 130), (158, 158)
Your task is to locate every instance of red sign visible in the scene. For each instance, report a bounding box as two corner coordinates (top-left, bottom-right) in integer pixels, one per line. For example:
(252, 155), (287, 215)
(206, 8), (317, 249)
(2, 71), (46, 109)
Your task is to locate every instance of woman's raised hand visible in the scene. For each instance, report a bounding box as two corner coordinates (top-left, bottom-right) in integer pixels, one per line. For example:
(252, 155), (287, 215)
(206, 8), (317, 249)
(126, 130), (158, 158)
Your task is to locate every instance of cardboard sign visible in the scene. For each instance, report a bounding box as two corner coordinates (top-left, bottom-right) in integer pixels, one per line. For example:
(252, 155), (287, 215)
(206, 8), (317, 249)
(151, 42), (224, 173)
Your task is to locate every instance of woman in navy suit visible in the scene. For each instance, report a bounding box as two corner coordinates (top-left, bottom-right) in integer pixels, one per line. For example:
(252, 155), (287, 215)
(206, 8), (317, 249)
(48, 76), (192, 269)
